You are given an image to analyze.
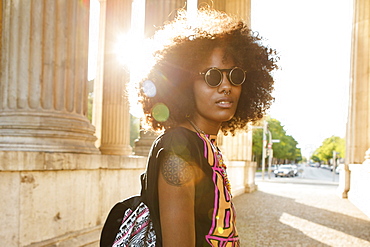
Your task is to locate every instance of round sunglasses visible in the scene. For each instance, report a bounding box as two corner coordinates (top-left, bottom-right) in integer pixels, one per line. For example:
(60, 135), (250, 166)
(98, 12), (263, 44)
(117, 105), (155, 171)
(199, 67), (246, 87)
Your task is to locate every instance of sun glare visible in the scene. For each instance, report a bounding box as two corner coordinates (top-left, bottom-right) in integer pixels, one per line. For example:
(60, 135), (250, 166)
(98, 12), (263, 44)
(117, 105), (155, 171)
(89, 0), (199, 118)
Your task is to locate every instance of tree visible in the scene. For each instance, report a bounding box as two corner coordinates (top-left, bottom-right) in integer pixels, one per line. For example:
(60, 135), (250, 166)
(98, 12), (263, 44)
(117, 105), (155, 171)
(252, 126), (263, 166)
(252, 117), (301, 167)
(311, 136), (345, 164)
(311, 154), (321, 163)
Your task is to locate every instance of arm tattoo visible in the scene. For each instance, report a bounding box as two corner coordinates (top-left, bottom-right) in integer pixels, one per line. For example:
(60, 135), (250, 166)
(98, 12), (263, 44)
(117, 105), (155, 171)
(160, 152), (194, 186)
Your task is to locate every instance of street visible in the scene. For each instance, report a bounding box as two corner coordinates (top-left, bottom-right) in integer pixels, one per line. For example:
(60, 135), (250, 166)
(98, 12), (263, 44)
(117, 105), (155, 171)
(257, 164), (339, 183)
(233, 164), (370, 246)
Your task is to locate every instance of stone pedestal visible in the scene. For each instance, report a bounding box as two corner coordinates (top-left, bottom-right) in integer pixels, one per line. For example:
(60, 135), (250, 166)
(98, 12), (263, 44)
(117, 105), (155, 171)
(337, 164), (351, 198)
(0, 0), (98, 154)
(347, 162), (370, 218)
(134, 131), (158, 157)
(245, 161), (258, 193)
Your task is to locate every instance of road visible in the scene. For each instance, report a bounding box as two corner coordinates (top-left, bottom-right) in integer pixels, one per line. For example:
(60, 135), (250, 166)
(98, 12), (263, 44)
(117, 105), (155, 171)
(257, 164), (339, 183)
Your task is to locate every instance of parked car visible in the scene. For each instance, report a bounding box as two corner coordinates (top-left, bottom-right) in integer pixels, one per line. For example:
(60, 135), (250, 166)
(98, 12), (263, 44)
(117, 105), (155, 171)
(290, 164), (299, 176)
(331, 165), (341, 174)
(321, 164), (330, 170)
(274, 165), (295, 177)
(335, 165), (340, 174)
(270, 165), (279, 172)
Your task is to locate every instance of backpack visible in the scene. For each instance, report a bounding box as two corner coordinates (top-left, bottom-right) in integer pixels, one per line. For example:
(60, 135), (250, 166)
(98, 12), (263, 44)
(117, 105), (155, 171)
(100, 173), (156, 247)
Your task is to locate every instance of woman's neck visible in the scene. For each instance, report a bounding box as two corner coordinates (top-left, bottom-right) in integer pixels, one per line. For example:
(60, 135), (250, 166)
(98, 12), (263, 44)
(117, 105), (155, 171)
(181, 118), (220, 136)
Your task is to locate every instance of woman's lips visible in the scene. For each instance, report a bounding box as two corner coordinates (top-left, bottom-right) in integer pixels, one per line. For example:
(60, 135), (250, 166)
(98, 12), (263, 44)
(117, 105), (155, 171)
(216, 98), (233, 108)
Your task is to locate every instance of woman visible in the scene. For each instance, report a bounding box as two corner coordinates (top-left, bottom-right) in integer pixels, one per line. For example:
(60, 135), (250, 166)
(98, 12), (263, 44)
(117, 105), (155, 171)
(139, 7), (278, 246)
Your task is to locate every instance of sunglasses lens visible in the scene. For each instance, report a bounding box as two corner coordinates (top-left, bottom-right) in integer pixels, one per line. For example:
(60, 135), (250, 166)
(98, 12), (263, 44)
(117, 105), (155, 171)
(230, 68), (246, 85)
(205, 68), (222, 87)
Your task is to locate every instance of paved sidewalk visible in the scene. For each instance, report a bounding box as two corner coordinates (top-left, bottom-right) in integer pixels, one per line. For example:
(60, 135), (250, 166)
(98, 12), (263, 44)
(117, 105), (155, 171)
(233, 178), (370, 247)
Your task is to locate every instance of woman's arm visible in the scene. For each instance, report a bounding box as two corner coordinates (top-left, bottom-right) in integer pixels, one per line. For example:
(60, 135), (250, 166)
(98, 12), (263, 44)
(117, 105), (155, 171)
(158, 152), (196, 246)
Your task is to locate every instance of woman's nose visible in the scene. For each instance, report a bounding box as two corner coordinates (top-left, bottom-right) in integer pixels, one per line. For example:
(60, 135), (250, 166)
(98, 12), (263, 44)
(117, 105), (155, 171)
(218, 72), (232, 91)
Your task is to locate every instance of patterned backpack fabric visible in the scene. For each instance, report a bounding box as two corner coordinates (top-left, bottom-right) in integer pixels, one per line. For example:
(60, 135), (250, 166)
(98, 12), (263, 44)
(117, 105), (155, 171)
(100, 174), (156, 247)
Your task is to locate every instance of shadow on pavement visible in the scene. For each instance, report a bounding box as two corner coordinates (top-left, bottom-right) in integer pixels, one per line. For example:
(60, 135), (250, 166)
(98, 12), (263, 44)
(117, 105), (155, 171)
(233, 182), (370, 247)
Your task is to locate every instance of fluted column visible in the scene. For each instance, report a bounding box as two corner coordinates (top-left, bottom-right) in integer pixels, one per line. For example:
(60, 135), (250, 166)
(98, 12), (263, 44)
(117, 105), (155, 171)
(225, 0), (251, 27)
(133, 0), (186, 156)
(0, 1), (99, 154)
(99, 0), (132, 155)
(92, 0), (107, 149)
(200, 0), (251, 27)
(346, 0), (370, 164)
(199, 0), (226, 11)
(145, 0), (186, 37)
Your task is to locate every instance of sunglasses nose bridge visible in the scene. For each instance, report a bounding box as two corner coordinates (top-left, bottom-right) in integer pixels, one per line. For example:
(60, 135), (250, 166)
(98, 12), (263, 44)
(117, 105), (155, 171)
(218, 70), (233, 89)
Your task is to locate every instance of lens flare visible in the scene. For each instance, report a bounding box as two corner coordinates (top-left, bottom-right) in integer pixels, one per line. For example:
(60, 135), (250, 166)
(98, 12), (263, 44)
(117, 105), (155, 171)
(143, 80), (157, 97)
(152, 103), (169, 122)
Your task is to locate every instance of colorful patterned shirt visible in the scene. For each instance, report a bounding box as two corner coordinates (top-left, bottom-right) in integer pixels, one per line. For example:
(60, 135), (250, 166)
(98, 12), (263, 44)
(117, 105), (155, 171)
(145, 127), (240, 246)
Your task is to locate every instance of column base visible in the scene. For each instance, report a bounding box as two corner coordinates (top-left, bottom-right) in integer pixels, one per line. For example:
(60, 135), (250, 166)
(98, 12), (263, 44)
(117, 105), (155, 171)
(99, 144), (132, 156)
(133, 131), (158, 156)
(245, 183), (258, 193)
(0, 112), (99, 154)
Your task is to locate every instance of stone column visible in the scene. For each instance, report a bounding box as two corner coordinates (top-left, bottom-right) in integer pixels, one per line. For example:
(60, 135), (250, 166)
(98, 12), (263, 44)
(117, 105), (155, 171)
(199, 0), (226, 11)
(133, 0), (186, 156)
(225, 0), (251, 27)
(346, 0), (370, 164)
(215, 0), (254, 192)
(92, 0), (107, 149)
(98, 0), (133, 155)
(0, 0), (2, 55)
(200, 0), (251, 27)
(145, 0), (186, 37)
(0, 1), (99, 154)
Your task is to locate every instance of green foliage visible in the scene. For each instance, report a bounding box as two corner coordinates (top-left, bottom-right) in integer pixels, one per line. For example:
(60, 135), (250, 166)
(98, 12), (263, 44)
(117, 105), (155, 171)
(312, 136), (345, 163)
(301, 156), (308, 163)
(311, 154), (321, 163)
(252, 117), (301, 166)
(252, 127), (263, 166)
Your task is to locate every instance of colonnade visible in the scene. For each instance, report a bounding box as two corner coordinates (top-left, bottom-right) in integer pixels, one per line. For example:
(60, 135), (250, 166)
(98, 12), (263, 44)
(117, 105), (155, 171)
(0, 1), (253, 246)
(0, 0), (252, 157)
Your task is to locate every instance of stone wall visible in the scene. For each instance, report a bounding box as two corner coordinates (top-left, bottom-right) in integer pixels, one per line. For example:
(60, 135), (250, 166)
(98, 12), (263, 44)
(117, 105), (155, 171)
(0, 152), (146, 247)
(0, 150), (250, 246)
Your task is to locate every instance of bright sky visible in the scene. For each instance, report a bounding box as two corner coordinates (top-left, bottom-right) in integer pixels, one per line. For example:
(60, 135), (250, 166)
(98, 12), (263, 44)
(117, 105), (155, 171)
(251, 0), (353, 158)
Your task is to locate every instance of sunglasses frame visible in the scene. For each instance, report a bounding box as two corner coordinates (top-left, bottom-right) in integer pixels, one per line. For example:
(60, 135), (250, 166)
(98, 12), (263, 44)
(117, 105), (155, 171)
(199, 67), (246, 87)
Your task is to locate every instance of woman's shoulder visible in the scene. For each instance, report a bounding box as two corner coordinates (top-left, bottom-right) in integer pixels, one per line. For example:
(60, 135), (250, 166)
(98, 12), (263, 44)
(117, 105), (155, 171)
(154, 127), (201, 157)
(159, 126), (197, 143)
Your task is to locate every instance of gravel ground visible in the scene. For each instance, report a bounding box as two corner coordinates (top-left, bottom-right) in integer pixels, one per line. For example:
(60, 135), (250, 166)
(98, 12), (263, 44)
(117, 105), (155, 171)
(233, 179), (370, 247)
